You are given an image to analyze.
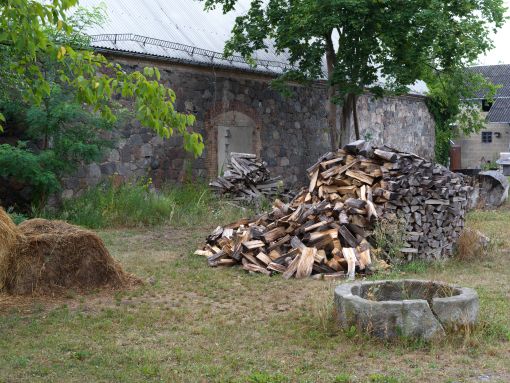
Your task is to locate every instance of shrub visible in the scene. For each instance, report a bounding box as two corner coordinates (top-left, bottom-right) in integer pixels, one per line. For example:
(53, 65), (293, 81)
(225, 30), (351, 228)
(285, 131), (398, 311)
(372, 218), (406, 266)
(455, 228), (489, 261)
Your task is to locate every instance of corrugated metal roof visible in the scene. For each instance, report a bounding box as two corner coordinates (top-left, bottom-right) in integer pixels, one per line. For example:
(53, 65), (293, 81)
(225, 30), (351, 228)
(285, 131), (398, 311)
(468, 64), (510, 123)
(469, 64), (510, 98)
(78, 0), (427, 94)
(486, 97), (510, 123)
(80, 0), (292, 73)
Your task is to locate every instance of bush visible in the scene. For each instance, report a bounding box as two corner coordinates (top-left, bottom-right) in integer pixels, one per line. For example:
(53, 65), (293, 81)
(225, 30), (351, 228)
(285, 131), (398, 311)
(455, 228), (489, 260)
(0, 143), (60, 202)
(372, 218), (406, 266)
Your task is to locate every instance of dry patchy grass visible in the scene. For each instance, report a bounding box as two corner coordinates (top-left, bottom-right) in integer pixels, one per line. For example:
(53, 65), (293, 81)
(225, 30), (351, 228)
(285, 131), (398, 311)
(0, 210), (509, 382)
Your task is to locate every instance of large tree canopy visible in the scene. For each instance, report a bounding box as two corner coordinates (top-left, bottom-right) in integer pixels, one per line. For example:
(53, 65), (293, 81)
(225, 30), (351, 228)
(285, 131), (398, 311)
(0, 0), (203, 156)
(204, 0), (506, 149)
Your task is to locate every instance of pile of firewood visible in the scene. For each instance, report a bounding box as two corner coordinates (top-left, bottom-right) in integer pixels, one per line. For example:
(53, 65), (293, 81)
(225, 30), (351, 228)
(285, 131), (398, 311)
(196, 140), (472, 279)
(209, 152), (286, 201)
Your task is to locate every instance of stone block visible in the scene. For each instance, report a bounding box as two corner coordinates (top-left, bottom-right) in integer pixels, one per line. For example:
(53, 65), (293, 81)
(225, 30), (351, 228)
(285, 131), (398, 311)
(140, 143), (153, 158)
(100, 163), (116, 176)
(120, 146), (132, 162)
(129, 134), (143, 146)
(61, 189), (74, 200)
(88, 163), (101, 179)
(108, 149), (120, 162)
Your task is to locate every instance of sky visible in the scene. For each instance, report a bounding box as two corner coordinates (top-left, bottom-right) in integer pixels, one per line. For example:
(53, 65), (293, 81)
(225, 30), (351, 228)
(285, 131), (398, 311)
(478, 0), (510, 65)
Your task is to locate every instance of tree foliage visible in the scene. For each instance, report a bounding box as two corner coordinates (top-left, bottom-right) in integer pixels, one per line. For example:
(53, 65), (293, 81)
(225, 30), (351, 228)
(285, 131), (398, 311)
(0, 5), (111, 206)
(425, 68), (499, 165)
(203, 0), (506, 149)
(0, 0), (203, 156)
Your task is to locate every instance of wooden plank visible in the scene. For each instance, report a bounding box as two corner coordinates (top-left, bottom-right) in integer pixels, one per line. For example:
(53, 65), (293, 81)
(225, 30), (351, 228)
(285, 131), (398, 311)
(242, 263), (271, 276)
(256, 251), (272, 265)
(374, 148), (398, 162)
(339, 225), (358, 247)
(344, 139), (366, 153)
(346, 170), (374, 185)
(323, 272), (346, 281)
(268, 249), (281, 261)
(336, 185), (358, 194)
(194, 249), (213, 257)
(282, 253), (301, 279)
(308, 228), (338, 243)
(295, 247), (316, 279)
(309, 167), (320, 192)
(342, 248), (357, 280)
(262, 226), (287, 243)
(357, 248), (371, 270)
(315, 249), (326, 263)
(320, 160), (359, 179)
(425, 199), (450, 205)
(243, 240), (265, 250)
(304, 220), (330, 232)
(267, 262), (287, 273)
(217, 259), (237, 267)
(267, 234), (291, 251)
(320, 156), (344, 167)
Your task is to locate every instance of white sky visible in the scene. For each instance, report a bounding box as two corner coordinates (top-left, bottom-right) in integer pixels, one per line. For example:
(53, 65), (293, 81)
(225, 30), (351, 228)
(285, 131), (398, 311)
(477, 0), (510, 65)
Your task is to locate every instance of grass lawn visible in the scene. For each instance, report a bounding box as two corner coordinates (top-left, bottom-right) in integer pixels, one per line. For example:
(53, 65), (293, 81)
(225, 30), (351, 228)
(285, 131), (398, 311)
(0, 206), (509, 383)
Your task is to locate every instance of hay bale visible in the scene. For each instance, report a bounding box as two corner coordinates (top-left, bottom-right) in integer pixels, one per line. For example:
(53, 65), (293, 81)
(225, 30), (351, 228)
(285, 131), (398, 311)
(2, 218), (135, 295)
(0, 207), (22, 291)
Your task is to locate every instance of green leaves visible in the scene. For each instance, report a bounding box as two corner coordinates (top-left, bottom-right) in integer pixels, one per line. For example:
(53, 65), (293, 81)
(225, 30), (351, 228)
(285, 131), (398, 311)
(202, 0), (506, 102)
(0, 144), (60, 200)
(0, 1), (203, 157)
(202, 0), (505, 150)
(424, 67), (500, 164)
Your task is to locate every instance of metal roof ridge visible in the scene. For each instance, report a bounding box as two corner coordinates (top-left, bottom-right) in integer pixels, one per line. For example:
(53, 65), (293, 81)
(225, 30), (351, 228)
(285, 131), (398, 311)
(90, 33), (293, 72)
(470, 63), (510, 67)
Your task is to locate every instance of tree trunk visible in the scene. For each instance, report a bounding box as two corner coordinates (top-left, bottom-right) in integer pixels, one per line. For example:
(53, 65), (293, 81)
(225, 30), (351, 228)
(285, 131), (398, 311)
(340, 95), (349, 147)
(325, 33), (338, 151)
(339, 93), (361, 144)
(352, 94), (360, 140)
(43, 97), (50, 150)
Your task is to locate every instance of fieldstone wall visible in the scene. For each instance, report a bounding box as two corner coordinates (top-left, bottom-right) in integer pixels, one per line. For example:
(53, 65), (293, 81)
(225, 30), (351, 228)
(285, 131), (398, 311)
(351, 94), (435, 157)
(61, 55), (435, 199)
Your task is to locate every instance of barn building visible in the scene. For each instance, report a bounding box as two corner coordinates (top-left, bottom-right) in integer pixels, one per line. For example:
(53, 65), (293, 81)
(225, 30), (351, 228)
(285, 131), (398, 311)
(62, 0), (436, 198)
(456, 64), (510, 170)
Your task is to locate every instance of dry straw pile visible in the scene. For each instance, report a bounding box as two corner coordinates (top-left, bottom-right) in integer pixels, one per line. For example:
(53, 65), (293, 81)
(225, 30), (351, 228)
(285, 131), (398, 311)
(0, 207), (136, 295)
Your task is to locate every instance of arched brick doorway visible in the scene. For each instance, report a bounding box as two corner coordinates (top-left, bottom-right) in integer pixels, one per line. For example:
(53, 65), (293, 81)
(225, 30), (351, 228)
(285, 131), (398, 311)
(205, 101), (262, 179)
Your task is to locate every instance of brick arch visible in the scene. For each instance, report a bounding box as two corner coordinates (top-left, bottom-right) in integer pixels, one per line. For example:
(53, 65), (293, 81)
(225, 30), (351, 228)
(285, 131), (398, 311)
(204, 101), (262, 179)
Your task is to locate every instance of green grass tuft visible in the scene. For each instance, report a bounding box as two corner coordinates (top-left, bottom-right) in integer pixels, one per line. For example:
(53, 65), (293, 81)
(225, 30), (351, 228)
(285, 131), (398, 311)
(41, 180), (252, 229)
(368, 373), (401, 383)
(246, 372), (289, 383)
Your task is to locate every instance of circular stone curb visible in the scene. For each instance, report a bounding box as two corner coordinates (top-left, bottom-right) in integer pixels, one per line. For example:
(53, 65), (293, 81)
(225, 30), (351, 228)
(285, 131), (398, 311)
(334, 279), (479, 339)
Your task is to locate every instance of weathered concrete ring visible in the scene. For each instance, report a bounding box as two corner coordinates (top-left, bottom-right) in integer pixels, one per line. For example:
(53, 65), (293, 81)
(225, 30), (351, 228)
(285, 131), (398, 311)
(334, 279), (479, 339)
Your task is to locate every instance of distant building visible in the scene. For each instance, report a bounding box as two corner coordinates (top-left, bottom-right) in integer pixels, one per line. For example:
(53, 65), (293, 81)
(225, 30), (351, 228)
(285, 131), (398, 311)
(457, 64), (510, 169)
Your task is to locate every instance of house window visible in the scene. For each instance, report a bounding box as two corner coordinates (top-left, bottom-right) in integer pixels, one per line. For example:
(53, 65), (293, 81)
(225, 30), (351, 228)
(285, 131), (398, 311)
(482, 99), (493, 112)
(481, 131), (493, 143)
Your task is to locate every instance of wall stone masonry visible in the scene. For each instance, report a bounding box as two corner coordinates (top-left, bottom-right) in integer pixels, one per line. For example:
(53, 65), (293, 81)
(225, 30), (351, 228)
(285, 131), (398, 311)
(61, 55), (435, 199)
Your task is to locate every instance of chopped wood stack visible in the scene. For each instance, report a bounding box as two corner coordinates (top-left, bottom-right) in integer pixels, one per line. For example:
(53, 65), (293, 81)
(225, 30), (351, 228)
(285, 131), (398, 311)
(197, 140), (472, 279)
(209, 152), (285, 201)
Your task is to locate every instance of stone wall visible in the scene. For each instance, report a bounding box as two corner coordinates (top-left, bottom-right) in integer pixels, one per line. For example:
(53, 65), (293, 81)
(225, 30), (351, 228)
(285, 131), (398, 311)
(61, 54), (435, 199)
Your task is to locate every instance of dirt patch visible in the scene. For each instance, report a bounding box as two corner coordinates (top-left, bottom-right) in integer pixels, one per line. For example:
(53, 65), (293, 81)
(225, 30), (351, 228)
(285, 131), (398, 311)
(0, 212), (140, 295)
